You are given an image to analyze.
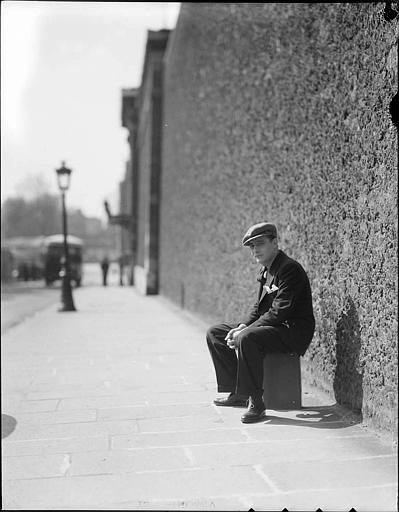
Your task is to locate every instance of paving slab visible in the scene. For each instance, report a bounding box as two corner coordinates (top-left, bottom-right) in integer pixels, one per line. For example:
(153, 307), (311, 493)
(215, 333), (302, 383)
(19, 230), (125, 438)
(247, 484), (398, 512)
(111, 428), (249, 450)
(70, 446), (193, 475)
(3, 453), (71, 480)
(97, 402), (218, 421)
(2, 285), (397, 511)
(2, 435), (109, 457)
(4, 418), (140, 441)
(14, 409), (97, 425)
(2, 467), (272, 509)
(259, 456), (397, 491)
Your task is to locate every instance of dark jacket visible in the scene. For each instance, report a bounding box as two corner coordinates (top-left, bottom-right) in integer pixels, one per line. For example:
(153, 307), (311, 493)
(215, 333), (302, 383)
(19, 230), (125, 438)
(240, 250), (315, 356)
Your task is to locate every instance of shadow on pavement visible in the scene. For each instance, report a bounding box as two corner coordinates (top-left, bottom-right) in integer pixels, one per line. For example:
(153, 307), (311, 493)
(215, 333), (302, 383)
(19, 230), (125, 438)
(2, 414), (17, 438)
(262, 404), (362, 429)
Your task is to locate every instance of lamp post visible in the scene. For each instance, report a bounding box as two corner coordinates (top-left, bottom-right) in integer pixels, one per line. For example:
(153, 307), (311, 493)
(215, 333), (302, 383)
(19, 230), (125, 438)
(55, 161), (76, 312)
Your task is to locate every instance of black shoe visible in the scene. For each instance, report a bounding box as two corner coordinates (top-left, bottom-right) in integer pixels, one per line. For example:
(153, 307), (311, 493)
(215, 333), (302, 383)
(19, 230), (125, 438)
(241, 396), (266, 423)
(213, 393), (249, 407)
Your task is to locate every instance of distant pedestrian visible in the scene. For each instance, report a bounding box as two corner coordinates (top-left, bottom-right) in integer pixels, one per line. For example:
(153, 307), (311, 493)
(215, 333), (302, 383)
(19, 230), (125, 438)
(118, 255), (124, 286)
(100, 257), (110, 286)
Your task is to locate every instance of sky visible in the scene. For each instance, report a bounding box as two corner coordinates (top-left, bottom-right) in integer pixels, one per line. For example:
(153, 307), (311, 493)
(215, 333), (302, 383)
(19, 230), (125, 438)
(1, 1), (181, 222)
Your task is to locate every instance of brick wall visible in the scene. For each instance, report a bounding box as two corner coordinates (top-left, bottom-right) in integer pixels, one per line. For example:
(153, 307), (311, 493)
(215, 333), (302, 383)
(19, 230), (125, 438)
(160, 3), (398, 435)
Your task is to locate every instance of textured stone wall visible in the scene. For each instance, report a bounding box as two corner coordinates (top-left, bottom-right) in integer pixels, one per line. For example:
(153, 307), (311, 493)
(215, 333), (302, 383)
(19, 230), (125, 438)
(160, 3), (398, 434)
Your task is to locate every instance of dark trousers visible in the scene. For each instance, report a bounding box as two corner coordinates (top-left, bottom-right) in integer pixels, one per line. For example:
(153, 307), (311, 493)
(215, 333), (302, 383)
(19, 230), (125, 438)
(206, 323), (292, 397)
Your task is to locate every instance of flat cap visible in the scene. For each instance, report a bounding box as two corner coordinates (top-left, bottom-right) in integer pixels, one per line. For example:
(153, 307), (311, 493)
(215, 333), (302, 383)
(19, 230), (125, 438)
(242, 221), (277, 246)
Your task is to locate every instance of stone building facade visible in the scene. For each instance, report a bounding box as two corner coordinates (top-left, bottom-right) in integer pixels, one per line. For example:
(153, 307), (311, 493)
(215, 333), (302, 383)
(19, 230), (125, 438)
(118, 160), (134, 283)
(120, 88), (138, 283)
(121, 30), (170, 294)
(120, 4), (397, 436)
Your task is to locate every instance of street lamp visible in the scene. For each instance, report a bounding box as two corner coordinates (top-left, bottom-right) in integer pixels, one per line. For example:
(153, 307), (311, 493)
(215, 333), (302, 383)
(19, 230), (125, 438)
(55, 161), (76, 312)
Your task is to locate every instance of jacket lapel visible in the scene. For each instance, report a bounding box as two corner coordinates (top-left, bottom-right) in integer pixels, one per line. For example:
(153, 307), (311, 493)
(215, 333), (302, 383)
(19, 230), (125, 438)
(257, 267), (267, 303)
(259, 251), (283, 303)
(259, 271), (275, 303)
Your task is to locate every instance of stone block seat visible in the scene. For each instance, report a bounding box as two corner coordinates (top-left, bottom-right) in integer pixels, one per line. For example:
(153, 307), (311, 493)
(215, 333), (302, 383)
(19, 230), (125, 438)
(262, 352), (302, 409)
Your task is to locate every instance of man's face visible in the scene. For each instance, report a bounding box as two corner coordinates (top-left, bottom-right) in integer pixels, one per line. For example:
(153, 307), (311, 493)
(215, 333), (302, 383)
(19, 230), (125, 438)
(248, 236), (277, 266)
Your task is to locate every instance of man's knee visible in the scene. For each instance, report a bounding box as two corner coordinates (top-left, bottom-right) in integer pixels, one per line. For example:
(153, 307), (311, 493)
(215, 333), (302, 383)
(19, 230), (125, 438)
(237, 326), (274, 349)
(206, 323), (230, 344)
(207, 324), (224, 342)
(236, 329), (254, 350)
(206, 324), (217, 339)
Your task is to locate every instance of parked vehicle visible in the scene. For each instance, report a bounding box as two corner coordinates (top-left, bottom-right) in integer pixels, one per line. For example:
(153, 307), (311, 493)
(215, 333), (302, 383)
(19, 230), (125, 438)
(43, 234), (83, 287)
(1, 247), (15, 281)
(1, 236), (46, 281)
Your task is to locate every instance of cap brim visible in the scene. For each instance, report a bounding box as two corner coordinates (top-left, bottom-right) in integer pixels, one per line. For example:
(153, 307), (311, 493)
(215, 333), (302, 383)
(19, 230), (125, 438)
(242, 234), (270, 246)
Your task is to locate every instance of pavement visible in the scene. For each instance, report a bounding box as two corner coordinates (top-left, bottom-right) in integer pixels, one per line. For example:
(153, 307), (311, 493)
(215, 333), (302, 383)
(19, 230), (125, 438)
(1, 283), (397, 511)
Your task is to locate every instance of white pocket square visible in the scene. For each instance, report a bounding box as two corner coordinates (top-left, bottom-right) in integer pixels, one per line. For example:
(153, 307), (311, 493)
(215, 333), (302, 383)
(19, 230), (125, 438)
(264, 284), (278, 294)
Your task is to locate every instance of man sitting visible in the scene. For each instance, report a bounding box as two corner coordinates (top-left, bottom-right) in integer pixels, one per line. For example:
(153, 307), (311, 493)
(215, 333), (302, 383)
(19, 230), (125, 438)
(206, 221), (315, 423)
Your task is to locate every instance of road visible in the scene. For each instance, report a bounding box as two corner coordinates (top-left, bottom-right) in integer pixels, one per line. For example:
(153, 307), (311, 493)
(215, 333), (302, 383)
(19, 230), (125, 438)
(1, 262), (122, 334)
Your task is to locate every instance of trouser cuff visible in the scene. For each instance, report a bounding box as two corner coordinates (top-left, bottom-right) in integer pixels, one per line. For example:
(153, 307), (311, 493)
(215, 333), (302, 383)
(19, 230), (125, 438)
(217, 385), (235, 393)
(236, 387), (263, 398)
